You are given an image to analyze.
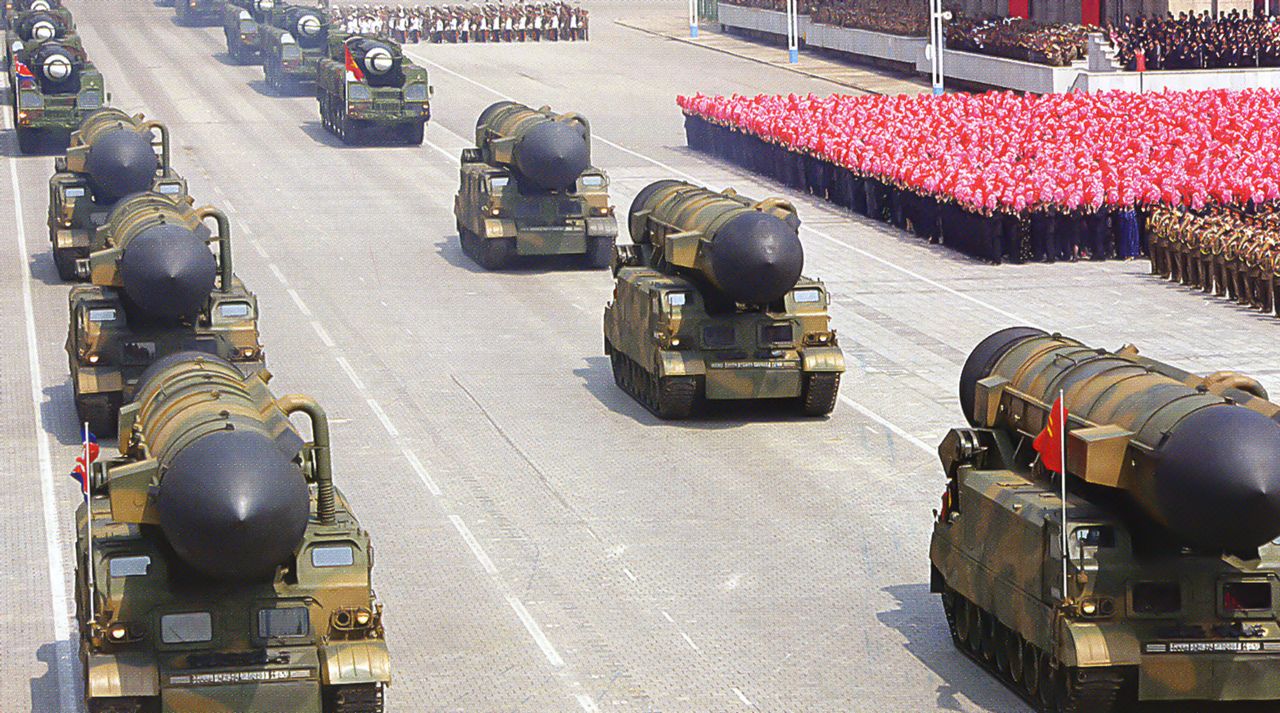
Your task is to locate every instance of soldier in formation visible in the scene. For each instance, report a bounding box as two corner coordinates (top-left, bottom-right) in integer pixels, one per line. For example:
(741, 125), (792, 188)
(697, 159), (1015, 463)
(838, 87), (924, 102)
(1149, 205), (1280, 315)
(334, 3), (588, 43)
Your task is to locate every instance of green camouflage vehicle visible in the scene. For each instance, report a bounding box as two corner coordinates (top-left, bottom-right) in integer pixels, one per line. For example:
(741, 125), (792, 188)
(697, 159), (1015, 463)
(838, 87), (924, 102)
(454, 101), (616, 270)
(49, 108), (185, 281)
(67, 197), (263, 437)
(173, 0), (221, 27)
(76, 353), (390, 713)
(222, 0), (274, 64)
(603, 180), (843, 419)
(316, 35), (430, 145)
(932, 326), (1280, 711)
(7, 11), (103, 152)
(259, 3), (329, 94)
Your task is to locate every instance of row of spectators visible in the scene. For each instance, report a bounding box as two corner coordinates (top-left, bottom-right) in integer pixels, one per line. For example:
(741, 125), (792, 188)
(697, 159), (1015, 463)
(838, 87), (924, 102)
(333, 3), (589, 44)
(719, 0), (1280, 70)
(1111, 11), (1280, 70)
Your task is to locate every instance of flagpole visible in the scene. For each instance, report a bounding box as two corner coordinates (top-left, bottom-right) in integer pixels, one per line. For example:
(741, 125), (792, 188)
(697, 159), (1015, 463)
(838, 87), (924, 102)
(84, 421), (94, 623)
(1059, 390), (1069, 602)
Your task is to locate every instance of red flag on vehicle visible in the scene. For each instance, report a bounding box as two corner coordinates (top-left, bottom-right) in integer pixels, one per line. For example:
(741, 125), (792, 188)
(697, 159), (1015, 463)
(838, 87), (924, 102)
(1033, 395), (1069, 474)
(344, 43), (364, 82)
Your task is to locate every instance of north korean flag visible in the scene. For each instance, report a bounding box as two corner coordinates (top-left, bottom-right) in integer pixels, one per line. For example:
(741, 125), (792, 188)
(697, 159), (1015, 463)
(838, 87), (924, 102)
(14, 59), (36, 88)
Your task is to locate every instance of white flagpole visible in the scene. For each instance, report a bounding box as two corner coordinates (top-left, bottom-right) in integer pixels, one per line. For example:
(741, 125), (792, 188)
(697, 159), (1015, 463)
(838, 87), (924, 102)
(1058, 391), (1069, 601)
(84, 421), (94, 622)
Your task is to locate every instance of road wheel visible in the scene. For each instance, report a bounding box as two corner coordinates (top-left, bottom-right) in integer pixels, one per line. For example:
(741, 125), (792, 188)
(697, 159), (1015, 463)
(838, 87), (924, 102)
(653, 376), (698, 419)
(1006, 632), (1025, 685)
(1037, 654), (1057, 710)
(800, 372), (840, 416)
(993, 622), (1011, 676)
(952, 594), (972, 647)
(1021, 642), (1040, 698)
(75, 390), (120, 439)
(53, 248), (78, 281)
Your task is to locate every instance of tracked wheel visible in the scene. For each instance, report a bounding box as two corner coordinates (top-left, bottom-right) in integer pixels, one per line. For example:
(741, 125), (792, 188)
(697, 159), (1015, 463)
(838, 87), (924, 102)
(583, 235), (614, 270)
(323, 683), (384, 713)
(800, 372), (840, 416)
(74, 389), (120, 438)
(53, 248), (80, 282)
(16, 127), (41, 154)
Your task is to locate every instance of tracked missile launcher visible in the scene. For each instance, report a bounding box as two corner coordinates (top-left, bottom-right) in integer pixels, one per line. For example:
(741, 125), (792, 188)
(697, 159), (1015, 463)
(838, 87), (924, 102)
(316, 35), (430, 145)
(6, 8), (103, 152)
(66, 198), (263, 436)
(49, 108), (186, 280)
(931, 327), (1280, 711)
(603, 180), (843, 419)
(260, 3), (329, 94)
(173, 0), (220, 27)
(75, 353), (390, 713)
(222, 0), (275, 64)
(454, 101), (616, 269)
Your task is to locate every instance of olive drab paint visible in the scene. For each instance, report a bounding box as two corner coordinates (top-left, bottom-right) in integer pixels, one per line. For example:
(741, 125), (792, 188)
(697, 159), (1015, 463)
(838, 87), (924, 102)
(315, 33), (431, 145)
(76, 354), (390, 712)
(603, 180), (844, 419)
(932, 327), (1280, 708)
(454, 101), (618, 269)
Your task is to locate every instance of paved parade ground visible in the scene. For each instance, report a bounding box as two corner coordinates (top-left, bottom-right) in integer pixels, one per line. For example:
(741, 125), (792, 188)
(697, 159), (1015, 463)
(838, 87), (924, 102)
(4, 2), (1280, 711)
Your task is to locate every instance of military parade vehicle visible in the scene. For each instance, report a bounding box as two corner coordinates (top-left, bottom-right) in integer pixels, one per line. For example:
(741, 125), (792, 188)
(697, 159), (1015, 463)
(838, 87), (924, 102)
(316, 35), (430, 145)
(603, 180), (844, 419)
(260, 2), (329, 94)
(932, 326), (1280, 711)
(5, 4), (102, 152)
(454, 101), (616, 269)
(222, 0), (274, 64)
(76, 353), (391, 713)
(49, 108), (186, 281)
(173, 0), (221, 27)
(67, 196), (263, 436)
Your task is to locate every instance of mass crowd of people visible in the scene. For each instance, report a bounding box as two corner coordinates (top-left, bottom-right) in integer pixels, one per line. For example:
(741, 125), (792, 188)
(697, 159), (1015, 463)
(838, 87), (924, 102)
(1150, 206), (1280, 316)
(679, 90), (1280, 265)
(1110, 10), (1280, 70)
(946, 16), (1095, 67)
(333, 3), (589, 43)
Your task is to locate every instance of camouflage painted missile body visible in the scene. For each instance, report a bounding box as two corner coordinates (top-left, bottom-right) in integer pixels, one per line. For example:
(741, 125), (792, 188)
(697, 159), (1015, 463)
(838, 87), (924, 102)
(603, 180), (843, 419)
(931, 327), (1280, 710)
(316, 35), (430, 145)
(259, 3), (329, 94)
(454, 101), (617, 269)
(66, 196), (263, 437)
(173, 0), (221, 27)
(49, 108), (187, 280)
(76, 354), (390, 713)
(5, 4), (104, 152)
(222, 0), (275, 64)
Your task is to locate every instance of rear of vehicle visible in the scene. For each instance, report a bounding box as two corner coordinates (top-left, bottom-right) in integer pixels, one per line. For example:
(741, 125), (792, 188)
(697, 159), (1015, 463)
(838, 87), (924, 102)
(13, 59), (103, 152)
(318, 60), (430, 145)
(174, 0), (221, 27)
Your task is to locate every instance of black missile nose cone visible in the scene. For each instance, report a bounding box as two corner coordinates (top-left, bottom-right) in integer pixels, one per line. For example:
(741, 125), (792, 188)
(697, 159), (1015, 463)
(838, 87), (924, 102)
(515, 121), (590, 192)
(958, 327), (1049, 426)
(157, 431), (311, 580)
(709, 211), (804, 304)
(1156, 406), (1280, 552)
(84, 130), (157, 204)
(119, 223), (217, 319)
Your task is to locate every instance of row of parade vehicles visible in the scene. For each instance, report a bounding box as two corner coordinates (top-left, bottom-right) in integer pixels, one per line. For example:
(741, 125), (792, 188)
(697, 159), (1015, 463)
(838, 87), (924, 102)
(41, 69), (392, 713)
(3, 0), (105, 153)
(166, 0), (431, 144)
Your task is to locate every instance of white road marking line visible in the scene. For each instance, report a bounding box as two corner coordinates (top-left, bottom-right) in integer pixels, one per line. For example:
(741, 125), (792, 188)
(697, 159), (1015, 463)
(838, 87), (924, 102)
(222, 197), (236, 214)
(267, 262), (289, 286)
(506, 595), (567, 668)
(310, 320), (336, 348)
(622, 567), (637, 582)
(732, 687), (753, 707)
(366, 399), (400, 438)
(251, 239), (269, 259)
(680, 631), (700, 651)
(661, 611), (675, 623)
(450, 515), (500, 575)
(401, 447), (443, 497)
(424, 138), (461, 164)
(838, 395), (935, 455)
(575, 694), (601, 712)
(6, 95), (79, 713)
(334, 355), (366, 391)
(286, 288), (312, 317)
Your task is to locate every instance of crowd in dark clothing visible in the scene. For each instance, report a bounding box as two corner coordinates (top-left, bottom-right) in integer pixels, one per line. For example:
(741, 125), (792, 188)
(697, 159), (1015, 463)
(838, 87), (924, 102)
(946, 16), (1095, 66)
(1110, 10), (1280, 70)
(809, 0), (929, 37)
(685, 115), (1147, 265)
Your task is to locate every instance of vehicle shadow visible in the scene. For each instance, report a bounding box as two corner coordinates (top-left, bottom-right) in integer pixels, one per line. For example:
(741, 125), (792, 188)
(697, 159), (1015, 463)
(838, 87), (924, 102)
(876, 583), (1032, 712)
(28, 253), (73, 287)
(43, 382), (87, 448)
(212, 51), (251, 68)
(297, 120), (422, 150)
(246, 79), (304, 99)
(432, 237), (611, 275)
(30, 640), (79, 713)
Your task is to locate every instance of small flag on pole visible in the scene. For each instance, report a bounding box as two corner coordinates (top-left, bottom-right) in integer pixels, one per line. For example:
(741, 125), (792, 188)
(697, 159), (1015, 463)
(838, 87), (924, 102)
(344, 42), (364, 82)
(1033, 394), (1069, 475)
(70, 430), (99, 493)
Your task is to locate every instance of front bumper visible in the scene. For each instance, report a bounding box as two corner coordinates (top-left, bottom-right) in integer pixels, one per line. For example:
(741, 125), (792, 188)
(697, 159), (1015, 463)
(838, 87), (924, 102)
(704, 359), (803, 400)
(162, 677), (321, 712)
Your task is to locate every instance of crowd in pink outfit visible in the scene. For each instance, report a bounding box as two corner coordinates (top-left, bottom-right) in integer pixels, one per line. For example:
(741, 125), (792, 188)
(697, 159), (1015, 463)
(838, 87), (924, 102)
(677, 89), (1280, 215)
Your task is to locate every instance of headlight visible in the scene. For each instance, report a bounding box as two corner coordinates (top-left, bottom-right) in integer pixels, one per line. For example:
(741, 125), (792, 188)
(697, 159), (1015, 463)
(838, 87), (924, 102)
(78, 90), (101, 110)
(256, 0), (274, 8)
(18, 91), (43, 108)
(347, 83), (371, 102)
(403, 83), (428, 102)
(238, 347), (258, 360)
